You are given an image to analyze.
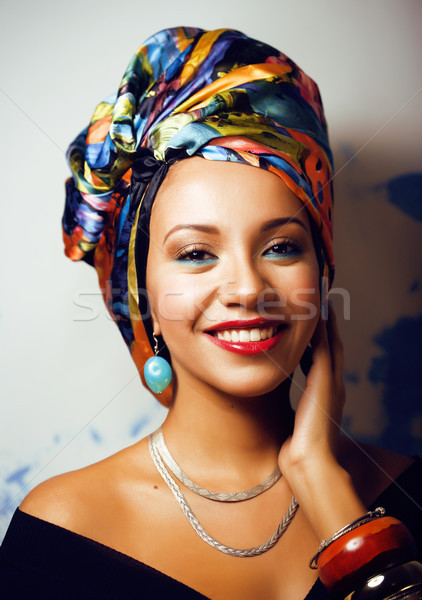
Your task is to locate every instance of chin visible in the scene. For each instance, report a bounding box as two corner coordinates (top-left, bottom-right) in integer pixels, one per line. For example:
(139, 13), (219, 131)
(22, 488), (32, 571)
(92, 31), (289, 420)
(224, 383), (286, 399)
(185, 365), (291, 399)
(170, 343), (303, 400)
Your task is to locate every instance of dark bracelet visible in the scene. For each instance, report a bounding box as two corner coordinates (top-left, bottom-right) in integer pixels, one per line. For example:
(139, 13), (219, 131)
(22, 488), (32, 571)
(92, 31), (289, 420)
(346, 560), (422, 599)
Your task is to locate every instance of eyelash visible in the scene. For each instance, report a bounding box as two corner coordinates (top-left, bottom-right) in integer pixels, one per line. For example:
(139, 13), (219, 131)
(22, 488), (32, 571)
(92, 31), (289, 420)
(175, 245), (217, 264)
(174, 239), (302, 264)
(263, 239), (302, 259)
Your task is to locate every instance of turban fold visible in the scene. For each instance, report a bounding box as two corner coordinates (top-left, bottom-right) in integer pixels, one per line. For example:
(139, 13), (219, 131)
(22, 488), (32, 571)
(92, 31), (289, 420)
(63, 26), (334, 406)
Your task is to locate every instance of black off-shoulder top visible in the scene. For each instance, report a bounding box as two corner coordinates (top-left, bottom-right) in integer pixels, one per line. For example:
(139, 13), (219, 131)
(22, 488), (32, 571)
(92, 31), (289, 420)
(1, 458), (421, 599)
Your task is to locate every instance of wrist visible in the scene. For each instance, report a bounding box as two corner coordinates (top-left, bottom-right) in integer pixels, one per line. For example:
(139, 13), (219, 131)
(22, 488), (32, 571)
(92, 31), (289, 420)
(283, 455), (366, 543)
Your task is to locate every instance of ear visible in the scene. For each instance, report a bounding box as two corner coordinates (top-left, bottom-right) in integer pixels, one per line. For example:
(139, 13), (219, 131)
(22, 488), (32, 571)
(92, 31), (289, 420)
(146, 286), (162, 337)
(150, 308), (162, 337)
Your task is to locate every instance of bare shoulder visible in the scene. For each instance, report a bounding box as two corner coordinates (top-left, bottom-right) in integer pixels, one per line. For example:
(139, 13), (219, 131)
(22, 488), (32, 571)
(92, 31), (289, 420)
(338, 436), (415, 506)
(20, 466), (92, 527)
(19, 437), (155, 533)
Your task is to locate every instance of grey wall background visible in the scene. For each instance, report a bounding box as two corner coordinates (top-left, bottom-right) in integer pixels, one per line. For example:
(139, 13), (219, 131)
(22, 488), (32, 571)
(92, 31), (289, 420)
(1, 0), (421, 541)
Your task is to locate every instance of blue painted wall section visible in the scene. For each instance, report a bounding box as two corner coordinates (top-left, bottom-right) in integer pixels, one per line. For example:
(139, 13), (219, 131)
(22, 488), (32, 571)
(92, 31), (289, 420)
(375, 172), (422, 221)
(368, 315), (422, 455)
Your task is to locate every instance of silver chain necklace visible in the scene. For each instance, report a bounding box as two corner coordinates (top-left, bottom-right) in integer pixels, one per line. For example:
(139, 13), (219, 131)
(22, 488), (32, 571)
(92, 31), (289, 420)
(148, 430), (299, 557)
(153, 426), (282, 502)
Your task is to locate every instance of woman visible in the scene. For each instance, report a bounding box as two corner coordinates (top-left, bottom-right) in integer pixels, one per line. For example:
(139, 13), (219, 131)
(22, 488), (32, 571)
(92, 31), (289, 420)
(1, 27), (421, 599)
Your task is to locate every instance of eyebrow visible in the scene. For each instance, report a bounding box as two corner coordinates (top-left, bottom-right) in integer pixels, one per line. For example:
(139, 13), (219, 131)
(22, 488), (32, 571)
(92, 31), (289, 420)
(162, 217), (308, 244)
(261, 217), (309, 233)
(163, 224), (220, 244)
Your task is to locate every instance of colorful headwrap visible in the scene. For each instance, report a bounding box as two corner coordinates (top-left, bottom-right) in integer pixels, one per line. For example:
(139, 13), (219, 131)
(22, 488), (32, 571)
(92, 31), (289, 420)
(63, 27), (334, 406)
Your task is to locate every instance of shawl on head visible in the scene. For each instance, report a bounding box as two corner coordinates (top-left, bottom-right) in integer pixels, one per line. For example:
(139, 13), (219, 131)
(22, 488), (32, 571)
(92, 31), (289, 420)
(63, 26), (334, 406)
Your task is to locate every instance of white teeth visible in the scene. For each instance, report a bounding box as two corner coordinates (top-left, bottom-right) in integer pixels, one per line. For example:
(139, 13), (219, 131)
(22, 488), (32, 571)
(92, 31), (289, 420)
(213, 326), (279, 342)
(239, 330), (250, 342)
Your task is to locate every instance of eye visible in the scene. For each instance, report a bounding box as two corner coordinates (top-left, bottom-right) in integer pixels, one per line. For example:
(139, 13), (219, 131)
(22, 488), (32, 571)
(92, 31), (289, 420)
(175, 245), (217, 263)
(263, 239), (302, 259)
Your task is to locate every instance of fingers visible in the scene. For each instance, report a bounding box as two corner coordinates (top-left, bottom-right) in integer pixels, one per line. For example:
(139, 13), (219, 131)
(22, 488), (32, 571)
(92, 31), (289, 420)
(327, 303), (343, 364)
(306, 304), (345, 414)
(326, 303), (345, 401)
(308, 315), (331, 380)
(310, 304), (344, 373)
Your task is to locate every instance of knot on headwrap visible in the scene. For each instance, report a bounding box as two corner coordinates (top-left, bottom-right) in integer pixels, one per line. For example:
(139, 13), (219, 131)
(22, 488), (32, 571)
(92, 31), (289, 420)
(131, 148), (168, 188)
(63, 26), (334, 406)
(130, 146), (185, 214)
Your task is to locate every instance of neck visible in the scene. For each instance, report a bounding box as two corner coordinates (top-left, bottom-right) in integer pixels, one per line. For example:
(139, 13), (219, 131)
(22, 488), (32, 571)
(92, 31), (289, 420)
(161, 373), (294, 487)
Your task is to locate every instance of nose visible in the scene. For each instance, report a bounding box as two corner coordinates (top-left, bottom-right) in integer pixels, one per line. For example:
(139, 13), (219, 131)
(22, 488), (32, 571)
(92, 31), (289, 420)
(218, 256), (279, 311)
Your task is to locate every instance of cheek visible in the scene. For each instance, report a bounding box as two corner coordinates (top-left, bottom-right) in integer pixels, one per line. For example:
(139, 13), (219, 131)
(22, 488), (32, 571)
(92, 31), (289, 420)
(148, 271), (204, 330)
(275, 264), (320, 317)
(278, 267), (320, 372)
(292, 269), (320, 316)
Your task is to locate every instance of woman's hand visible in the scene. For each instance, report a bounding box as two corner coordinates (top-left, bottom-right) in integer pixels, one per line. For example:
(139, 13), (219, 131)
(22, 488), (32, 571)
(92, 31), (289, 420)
(279, 304), (367, 541)
(279, 303), (345, 472)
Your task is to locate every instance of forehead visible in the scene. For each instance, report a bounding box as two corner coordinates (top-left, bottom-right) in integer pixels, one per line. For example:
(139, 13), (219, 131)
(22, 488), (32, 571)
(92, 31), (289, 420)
(150, 157), (310, 235)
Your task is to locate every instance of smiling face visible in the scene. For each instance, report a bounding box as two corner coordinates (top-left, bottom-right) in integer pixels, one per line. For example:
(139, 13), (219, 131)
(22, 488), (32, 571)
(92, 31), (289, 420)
(146, 157), (320, 398)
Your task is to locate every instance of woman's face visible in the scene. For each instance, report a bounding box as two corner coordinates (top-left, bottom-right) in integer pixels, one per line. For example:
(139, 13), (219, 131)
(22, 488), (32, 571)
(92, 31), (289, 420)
(146, 158), (320, 398)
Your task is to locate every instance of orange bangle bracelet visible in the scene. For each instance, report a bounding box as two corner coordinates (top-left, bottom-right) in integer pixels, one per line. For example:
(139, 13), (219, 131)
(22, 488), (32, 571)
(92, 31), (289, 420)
(318, 517), (417, 597)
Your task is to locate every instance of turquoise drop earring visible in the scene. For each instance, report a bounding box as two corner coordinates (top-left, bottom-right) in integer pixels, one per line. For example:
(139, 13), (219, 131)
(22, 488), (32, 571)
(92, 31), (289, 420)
(144, 334), (172, 394)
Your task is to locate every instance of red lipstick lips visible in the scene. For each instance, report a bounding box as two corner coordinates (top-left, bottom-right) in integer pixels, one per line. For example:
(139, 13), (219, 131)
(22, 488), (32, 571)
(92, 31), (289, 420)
(204, 318), (286, 355)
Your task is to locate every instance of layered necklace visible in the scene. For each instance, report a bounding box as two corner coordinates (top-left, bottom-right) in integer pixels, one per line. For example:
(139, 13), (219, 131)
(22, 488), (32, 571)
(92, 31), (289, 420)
(148, 427), (299, 557)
